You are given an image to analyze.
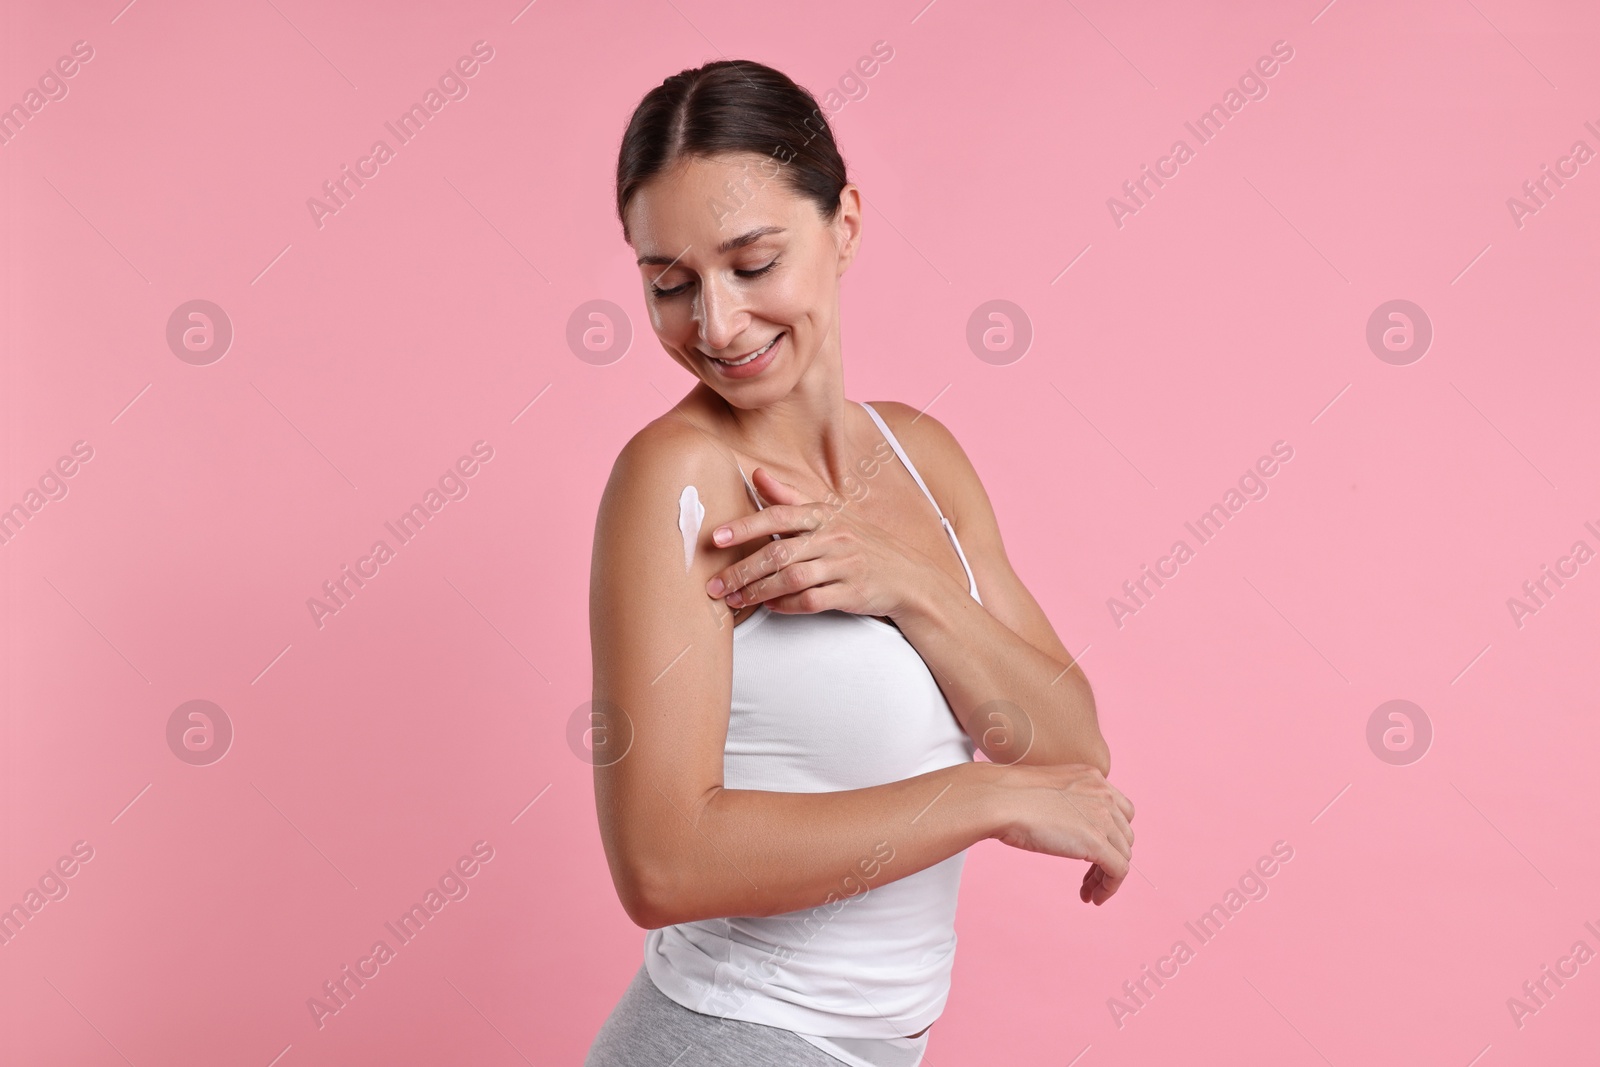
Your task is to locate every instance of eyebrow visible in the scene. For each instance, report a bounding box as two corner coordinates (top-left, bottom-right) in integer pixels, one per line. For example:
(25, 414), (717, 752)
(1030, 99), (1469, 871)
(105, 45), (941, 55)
(636, 226), (786, 266)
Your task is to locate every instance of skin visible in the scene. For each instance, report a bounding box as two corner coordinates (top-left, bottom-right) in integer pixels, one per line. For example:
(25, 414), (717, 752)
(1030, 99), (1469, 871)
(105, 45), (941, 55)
(590, 154), (1138, 988)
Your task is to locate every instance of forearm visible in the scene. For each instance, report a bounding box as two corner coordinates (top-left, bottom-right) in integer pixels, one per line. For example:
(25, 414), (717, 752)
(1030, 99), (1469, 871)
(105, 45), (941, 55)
(893, 579), (1108, 772)
(612, 760), (1001, 928)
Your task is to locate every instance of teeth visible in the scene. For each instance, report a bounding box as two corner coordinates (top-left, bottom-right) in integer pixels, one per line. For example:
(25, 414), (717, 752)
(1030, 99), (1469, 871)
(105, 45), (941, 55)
(715, 333), (779, 366)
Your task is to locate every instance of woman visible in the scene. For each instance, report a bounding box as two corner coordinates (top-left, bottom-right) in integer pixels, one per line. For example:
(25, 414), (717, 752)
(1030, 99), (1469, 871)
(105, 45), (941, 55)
(586, 59), (1136, 1067)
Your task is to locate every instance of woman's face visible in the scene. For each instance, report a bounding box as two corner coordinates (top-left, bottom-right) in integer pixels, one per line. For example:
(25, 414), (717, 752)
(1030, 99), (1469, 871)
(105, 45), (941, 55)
(626, 152), (859, 403)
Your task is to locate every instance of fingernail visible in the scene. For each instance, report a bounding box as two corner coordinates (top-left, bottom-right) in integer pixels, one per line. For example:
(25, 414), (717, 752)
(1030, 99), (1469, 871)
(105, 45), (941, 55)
(706, 577), (724, 597)
(726, 590), (743, 606)
(714, 527), (731, 544)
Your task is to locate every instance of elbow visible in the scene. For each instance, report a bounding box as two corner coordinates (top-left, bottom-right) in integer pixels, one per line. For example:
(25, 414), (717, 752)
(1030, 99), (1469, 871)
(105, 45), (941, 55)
(606, 789), (725, 929)
(613, 850), (701, 929)
(1024, 740), (1109, 776)
(1058, 671), (1108, 776)
(621, 895), (670, 931)
(1057, 736), (1111, 777)
(1092, 740), (1112, 779)
(1082, 684), (1110, 777)
(614, 863), (677, 930)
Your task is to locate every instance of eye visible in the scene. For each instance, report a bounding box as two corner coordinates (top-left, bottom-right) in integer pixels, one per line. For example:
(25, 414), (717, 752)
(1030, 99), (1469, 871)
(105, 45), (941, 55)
(649, 258), (780, 299)
(739, 259), (780, 279)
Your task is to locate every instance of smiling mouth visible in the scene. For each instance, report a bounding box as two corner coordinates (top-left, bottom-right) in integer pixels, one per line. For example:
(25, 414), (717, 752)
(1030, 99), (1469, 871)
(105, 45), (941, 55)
(707, 332), (782, 367)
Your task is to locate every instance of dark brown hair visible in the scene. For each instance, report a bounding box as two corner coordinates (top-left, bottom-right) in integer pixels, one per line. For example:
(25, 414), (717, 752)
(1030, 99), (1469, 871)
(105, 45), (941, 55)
(615, 59), (850, 242)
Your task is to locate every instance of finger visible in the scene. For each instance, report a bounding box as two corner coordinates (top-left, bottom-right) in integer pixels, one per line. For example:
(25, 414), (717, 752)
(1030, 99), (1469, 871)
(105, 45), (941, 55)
(733, 557), (833, 610)
(1091, 851), (1128, 903)
(765, 577), (874, 616)
(709, 529), (816, 602)
(749, 466), (808, 506)
(1096, 866), (1126, 903)
(1101, 821), (1133, 863)
(1092, 828), (1132, 881)
(732, 536), (804, 595)
(1105, 802), (1135, 850)
(1104, 782), (1136, 823)
(1080, 864), (1103, 903)
(710, 502), (825, 549)
(1056, 787), (1132, 856)
(1083, 861), (1123, 905)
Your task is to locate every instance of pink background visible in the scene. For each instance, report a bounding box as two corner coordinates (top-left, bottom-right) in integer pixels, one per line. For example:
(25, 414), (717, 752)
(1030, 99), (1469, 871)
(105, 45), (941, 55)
(4, 0), (1598, 1063)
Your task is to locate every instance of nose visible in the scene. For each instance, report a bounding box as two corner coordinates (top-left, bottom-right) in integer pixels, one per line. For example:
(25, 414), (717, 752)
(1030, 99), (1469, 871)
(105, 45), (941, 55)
(694, 274), (746, 354)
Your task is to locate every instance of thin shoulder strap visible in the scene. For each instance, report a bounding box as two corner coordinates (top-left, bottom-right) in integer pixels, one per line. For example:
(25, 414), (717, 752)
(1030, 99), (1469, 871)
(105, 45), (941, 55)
(734, 460), (763, 510)
(860, 402), (945, 521)
(862, 401), (981, 604)
(735, 460), (784, 544)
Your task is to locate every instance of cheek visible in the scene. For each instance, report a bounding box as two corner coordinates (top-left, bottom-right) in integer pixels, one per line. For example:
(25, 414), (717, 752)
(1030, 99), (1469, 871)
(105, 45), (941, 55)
(646, 299), (694, 339)
(765, 271), (817, 323)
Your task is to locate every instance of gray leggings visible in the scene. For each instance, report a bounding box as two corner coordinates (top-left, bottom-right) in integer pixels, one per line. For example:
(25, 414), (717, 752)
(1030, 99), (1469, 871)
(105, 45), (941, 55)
(584, 964), (845, 1066)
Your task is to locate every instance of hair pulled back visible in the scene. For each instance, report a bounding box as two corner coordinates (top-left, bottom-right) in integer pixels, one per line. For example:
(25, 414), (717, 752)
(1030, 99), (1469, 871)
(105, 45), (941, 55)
(615, 59), (849, 242)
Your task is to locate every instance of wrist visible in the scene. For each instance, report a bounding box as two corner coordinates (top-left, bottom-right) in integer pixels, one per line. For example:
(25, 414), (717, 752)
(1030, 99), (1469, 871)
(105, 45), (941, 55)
(967, 760), (1016, 842)
(888, 559), (958, 627)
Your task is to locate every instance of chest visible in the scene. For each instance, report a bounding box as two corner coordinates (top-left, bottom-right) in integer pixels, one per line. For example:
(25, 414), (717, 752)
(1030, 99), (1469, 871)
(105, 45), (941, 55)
(727, 465), (973, 631)
(723, 609), (975, 792)
(725, 517), (970, 634)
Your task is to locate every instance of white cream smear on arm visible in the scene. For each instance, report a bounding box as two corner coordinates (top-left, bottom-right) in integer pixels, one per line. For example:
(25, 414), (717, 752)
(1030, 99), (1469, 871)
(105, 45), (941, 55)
(677, 485), (706, 572)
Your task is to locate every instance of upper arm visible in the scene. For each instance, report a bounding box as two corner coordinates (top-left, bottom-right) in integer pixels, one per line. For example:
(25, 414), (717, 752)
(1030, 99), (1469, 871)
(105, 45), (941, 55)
(873, 402), (1080, 673)
(587, 420), (751, 919)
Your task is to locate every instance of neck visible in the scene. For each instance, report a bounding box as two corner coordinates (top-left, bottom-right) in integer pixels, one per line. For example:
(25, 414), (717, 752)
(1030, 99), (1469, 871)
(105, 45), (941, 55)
(700, 356), (861, 498)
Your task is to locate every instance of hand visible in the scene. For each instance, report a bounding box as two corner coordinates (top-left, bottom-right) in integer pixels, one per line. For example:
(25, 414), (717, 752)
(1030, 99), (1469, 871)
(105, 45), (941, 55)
(988, 763), (1137, 906)
(704, 467), (940, 622)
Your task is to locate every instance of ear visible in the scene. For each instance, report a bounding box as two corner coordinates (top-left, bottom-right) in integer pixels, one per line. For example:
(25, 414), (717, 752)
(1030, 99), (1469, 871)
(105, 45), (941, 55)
(834, 184), (863, 274)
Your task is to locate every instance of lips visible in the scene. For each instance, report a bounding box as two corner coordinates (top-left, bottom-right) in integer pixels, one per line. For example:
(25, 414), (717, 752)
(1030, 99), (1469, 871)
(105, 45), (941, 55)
(702, 331), (784, 379)
(709, 332), (781, 366)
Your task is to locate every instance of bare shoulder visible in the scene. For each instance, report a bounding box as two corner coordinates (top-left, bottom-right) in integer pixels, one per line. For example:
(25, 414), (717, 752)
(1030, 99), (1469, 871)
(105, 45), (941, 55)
(863, 402), (1069, 660)
(863, 399), (959, 455)
(602, 412), (733, 502)
(591, 412), (755, 612)
(862, 400), (985, 513)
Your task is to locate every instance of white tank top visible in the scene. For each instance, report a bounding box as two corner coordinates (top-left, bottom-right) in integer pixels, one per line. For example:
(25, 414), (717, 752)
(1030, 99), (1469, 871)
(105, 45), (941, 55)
(644, 402), (983, 1062)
